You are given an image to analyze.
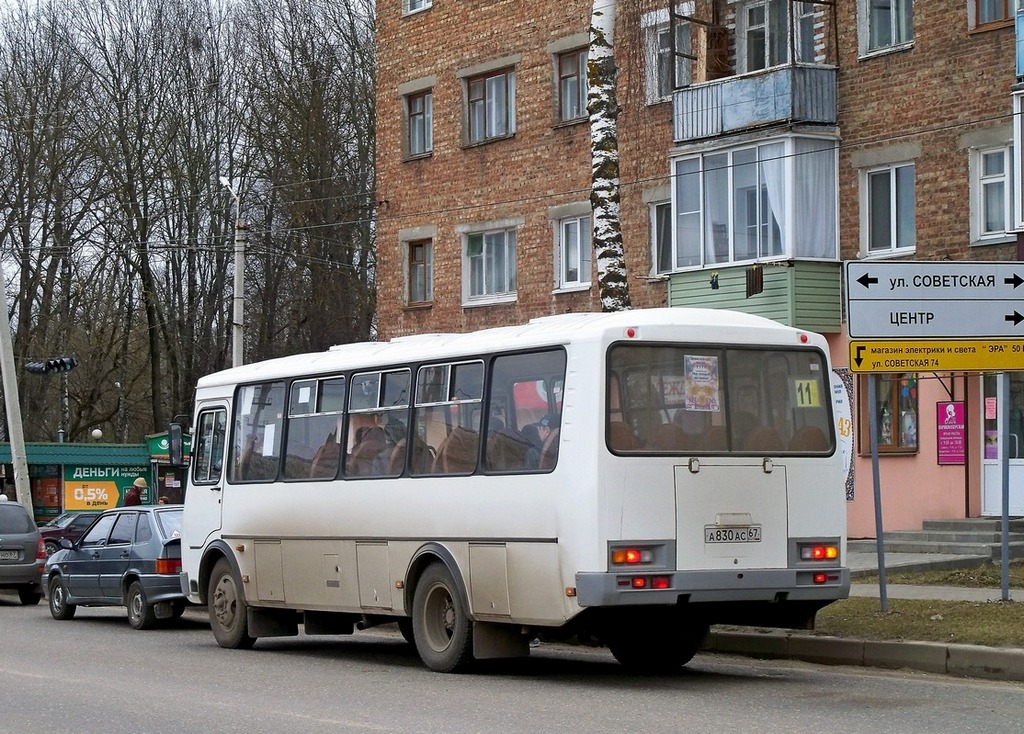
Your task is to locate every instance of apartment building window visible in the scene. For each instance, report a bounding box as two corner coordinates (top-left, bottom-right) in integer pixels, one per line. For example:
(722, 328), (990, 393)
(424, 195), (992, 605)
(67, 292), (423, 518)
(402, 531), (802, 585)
(796, 2), (817, 62)
(557, 215), (591, 289)
(1014, 93), (1024, 229)
(465, 228), (516, 301)
(741, 0), (789, 71)
(403, 0), (431, 15)
(670, 136), (837, 270)
(408, 240), (433, 305)
(651, 201), (673, 274)
(467, 69), (516, 144)
(972, 145), (1014, 243)
(407, 90), (432, 157)
(973, 0), (1011, 27)
(644, 18), (690, 103)
(558, 49), (588, 123)
(858, 374), (918, 455)
(862, 162), (916, 255)
(861, 0), (913, 53)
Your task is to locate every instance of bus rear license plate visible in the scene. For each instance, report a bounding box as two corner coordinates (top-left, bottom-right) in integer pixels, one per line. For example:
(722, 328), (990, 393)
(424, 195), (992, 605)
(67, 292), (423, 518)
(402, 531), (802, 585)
(0, 550), (19, 560)
(704, 526), (762, 543)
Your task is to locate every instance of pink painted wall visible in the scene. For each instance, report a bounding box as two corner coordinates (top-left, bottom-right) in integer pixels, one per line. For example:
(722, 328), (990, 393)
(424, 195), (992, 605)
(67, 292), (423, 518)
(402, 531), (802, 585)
(826, 332), (981, 539)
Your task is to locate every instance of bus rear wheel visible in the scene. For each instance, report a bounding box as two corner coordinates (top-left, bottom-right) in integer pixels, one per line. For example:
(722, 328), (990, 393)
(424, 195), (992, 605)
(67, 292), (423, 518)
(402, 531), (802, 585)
(607, 619), (709, 674)
(412, 562), (473, 673)
(208, 558), (256, 649)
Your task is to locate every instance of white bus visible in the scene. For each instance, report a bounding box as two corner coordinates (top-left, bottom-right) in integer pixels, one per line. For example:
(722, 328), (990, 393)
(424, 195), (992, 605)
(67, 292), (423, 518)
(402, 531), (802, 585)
(180, 308), (848, 673)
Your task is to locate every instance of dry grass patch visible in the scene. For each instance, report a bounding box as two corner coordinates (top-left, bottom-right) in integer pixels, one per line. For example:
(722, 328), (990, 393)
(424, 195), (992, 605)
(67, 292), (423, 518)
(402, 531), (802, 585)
(815, 596), (1024, 648)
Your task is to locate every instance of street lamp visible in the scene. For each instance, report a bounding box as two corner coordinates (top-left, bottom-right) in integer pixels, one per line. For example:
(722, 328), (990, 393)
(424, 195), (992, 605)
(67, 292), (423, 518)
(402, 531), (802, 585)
(219, 176), (246, 367)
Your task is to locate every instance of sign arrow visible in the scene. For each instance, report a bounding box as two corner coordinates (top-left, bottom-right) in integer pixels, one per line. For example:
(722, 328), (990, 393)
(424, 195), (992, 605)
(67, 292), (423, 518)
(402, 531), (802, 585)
(854, 345), (865, 367)
(1005, 273), (1024, 289)
(1006, 311), (1024, 326)
(856, 273), (878, 289)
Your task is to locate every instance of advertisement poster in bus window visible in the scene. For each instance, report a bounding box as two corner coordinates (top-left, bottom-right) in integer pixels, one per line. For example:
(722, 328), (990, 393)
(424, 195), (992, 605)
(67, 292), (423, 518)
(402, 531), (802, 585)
(683, 355), (720, 412)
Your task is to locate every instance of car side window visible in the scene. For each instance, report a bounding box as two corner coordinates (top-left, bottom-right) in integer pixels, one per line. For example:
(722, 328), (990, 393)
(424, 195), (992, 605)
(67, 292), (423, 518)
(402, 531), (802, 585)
(71, 515), (94, 530)
(79, 514), (116, 547)
(135, 514), (153, 543)
(108, 513), (136, 545)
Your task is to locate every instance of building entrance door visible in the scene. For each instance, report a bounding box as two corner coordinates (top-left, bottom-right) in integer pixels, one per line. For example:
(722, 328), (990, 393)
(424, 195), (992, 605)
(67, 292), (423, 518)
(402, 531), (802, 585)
(981, 373), (1024, 516)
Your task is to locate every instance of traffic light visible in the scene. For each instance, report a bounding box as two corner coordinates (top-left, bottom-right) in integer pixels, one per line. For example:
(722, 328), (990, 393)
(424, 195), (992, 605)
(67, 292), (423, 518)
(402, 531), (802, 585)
(47, 357), (78, 372)
(25, 356), (78, 375)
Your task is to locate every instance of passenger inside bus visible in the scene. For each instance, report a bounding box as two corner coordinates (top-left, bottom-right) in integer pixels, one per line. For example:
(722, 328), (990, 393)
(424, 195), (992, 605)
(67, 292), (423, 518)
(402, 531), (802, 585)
(309, 430), (341, 478)
(536, 413), (560, 470)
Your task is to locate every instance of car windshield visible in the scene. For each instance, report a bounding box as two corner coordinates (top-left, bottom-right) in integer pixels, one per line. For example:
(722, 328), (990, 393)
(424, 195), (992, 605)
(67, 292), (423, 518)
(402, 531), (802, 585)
(43, 513), (76, 528)
(155, 508), (183, 540)
(0, 504), (35, 533)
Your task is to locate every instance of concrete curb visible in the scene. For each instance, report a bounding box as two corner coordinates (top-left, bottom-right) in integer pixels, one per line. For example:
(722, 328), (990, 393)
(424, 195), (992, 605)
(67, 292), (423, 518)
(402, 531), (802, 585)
(706, 628), (1024, 682)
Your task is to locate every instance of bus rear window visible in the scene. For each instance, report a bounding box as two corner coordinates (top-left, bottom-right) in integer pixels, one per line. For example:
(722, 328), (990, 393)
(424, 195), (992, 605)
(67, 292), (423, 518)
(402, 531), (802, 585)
(607, 344), (833, 455)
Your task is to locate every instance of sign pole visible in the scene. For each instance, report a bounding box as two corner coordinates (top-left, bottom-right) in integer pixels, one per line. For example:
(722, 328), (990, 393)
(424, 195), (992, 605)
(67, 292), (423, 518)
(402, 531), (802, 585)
(868, 374), (888, 611)
(1000, 372), (1011, 601)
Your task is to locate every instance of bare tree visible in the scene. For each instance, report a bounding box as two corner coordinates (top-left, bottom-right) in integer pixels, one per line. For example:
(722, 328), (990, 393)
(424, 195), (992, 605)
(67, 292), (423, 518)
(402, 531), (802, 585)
(0, 0), (378, 442)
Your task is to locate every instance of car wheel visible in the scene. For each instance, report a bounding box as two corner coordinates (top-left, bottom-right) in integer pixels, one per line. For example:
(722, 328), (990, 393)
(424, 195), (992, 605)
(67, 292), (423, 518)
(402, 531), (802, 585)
(18, 587), (42, 606)
(44, 540), (60, 557)
(412, 562), (474, 673)
(127, 581), (157, 630)
(208, 558), (256, 649)
(48, 576), (76, 620)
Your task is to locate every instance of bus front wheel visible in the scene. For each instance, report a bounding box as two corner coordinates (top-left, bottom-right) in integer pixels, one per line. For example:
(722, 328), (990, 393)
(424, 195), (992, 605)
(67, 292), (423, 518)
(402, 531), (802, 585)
(208, 558), (256, 649)
(412, 562), (473, 673)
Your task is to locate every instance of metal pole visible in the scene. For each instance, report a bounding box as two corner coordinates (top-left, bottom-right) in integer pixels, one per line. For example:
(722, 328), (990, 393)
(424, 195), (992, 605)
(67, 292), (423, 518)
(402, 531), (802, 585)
(1000, 372), (1010, 601)
(220, 177), (245, 368)
(232, 205), (245, 368)
(868, 374), (888, 612)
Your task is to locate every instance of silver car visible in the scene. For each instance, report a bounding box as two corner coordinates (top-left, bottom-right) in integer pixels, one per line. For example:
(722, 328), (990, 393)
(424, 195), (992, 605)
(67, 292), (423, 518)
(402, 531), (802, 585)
(0, 501), (45, 605)
(44, 506), (188, 629)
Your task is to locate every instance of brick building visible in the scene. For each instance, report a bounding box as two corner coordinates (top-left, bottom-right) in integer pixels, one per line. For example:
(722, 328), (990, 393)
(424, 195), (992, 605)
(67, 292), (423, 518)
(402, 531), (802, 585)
(374, 1), (1024, 536)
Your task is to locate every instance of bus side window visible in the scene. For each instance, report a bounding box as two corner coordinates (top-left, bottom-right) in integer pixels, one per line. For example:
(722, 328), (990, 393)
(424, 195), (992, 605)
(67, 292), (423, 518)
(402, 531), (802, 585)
(193, 409), (226, 484)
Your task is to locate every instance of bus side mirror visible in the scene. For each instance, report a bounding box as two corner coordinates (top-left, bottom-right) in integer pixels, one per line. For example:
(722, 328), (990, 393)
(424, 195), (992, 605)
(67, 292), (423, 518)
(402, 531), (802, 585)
(169, 423), (184, 466)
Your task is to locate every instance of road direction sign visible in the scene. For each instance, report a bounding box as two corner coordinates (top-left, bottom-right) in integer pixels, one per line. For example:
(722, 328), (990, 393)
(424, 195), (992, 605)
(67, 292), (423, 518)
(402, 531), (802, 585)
(848, 339), (1024, 373)
(844, 261), (1024, 339)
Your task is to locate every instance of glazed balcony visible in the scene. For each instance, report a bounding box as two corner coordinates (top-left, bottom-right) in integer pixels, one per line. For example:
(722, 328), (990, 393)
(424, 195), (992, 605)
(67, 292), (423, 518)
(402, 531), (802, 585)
(673, 65), (837, 143)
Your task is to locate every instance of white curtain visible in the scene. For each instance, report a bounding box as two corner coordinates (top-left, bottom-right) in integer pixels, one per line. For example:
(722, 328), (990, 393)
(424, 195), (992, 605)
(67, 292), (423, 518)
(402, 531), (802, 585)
(759, 142), (786, 257)
(793, 138), (837, 258)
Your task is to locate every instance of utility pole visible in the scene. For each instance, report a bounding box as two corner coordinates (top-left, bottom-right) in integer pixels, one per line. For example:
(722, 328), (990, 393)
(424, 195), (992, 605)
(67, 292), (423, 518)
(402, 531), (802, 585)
(0, 282), (33, 515)
(219, 177), (247, 368)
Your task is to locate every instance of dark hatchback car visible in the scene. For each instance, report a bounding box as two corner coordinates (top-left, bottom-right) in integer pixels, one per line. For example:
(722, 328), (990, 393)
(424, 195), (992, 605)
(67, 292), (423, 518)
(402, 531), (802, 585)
(44, 506), (188, 629)
(0, 501), (45, 605)
(39, 511), (101, 556)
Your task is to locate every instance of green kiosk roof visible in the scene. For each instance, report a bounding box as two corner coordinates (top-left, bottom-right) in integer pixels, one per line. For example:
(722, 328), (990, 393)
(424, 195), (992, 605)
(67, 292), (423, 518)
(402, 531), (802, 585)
(0, 442), (151, 466)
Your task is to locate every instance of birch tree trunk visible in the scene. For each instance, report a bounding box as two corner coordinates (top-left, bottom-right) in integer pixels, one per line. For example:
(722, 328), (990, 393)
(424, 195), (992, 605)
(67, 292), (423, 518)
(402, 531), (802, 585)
(588, 0), (631, 312)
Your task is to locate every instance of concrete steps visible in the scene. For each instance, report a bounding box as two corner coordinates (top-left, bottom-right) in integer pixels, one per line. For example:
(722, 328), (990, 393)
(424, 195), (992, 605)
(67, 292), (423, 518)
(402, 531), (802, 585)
(849, 518), (1024, 563)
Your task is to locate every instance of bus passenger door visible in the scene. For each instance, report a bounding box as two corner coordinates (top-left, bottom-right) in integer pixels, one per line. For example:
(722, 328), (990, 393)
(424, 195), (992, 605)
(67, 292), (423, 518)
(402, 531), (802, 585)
(183, 405), (228, 551)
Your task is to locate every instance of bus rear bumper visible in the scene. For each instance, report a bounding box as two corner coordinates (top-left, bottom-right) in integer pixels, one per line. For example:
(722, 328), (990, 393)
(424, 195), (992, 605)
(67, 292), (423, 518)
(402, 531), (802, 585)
(575, 567), (850, 608)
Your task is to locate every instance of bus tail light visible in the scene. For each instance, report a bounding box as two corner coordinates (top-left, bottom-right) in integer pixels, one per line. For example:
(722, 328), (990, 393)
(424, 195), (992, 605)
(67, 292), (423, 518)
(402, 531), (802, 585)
(813, 573), (828, 584)
(616, 576), (673, 590)
(156, 558), (182, 575)
(611, 547), (654, 565)
(799, 544), (839, 561)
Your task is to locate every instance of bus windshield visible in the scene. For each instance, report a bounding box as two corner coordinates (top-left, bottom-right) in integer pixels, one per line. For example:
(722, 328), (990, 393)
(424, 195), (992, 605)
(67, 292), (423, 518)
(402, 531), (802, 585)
(607, 344), (834, 455)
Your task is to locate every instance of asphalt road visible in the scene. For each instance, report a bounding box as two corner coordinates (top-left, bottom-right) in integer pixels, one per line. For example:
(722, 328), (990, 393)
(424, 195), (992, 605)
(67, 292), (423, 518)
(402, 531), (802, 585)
(3, 593), (1023, 734)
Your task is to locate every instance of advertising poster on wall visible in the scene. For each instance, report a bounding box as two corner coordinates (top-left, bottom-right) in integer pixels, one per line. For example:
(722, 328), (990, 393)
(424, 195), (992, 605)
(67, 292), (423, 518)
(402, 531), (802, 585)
(936, 401), (966, 465)
(63, 466), (150, 510)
